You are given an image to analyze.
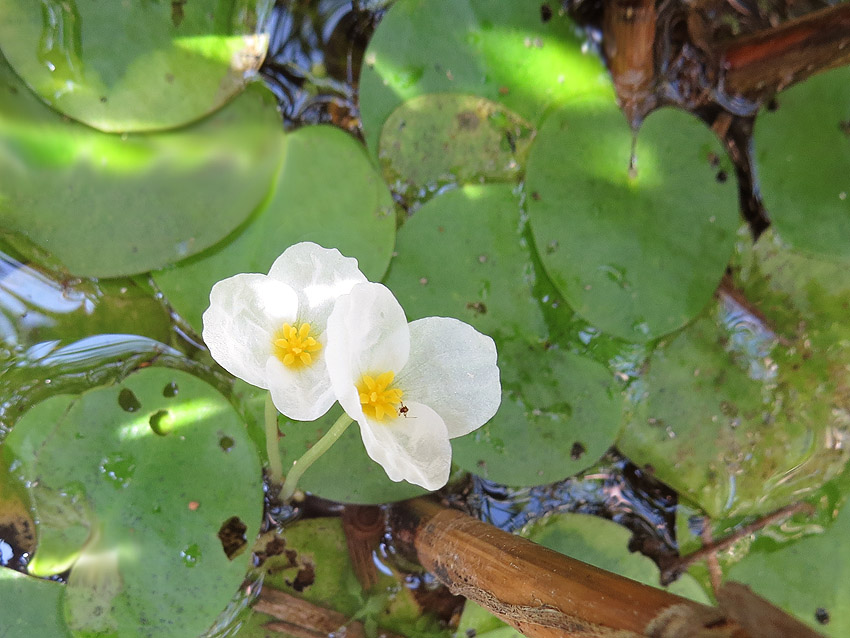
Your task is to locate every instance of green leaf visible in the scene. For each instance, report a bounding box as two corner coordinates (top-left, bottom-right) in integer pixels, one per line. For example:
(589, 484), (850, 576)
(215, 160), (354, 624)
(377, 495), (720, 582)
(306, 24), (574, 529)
(379, 94), (534, 198)
(153, 125), (396, 333)
(359, 0), (612, 157)
(727, 496), (850, 637)
(0, 0), (272, 132)
(384, 184), (624, 486)
(618, 229), (850, 517)
(0, 568), (71, 638)
(754, 66), (850, 259)
(3, 368), (263, 638)
(526, 104), (739, 342)
(0, 53), (285, 278)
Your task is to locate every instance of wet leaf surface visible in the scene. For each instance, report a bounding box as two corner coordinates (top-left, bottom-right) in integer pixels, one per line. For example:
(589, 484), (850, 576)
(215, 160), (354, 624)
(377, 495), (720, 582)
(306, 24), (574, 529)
(359, 0), (612, 157)
(153, 125), (395, 333)
(379, 93), (534, 199)
(384, 184), (623, 486)
(0, 54), (284, 277)
(2, 368), (263, 637)
(618, 229), (850, 517)
(527, 104), (740, 342)
(0, 0), (271, 132)
(754, 66), (850, 259)
(0, 568), (71, 637)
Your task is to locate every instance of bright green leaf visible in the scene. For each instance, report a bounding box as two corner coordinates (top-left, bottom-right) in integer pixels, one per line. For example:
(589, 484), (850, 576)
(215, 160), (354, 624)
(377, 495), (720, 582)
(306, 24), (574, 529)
(0, 568), (71, 638)
(527, 104), (739, 342)
(0, 54), (285, 278)
(0, 0), (272, 132)
(153, 125), (396, 334)
(4, 368), (263, 638)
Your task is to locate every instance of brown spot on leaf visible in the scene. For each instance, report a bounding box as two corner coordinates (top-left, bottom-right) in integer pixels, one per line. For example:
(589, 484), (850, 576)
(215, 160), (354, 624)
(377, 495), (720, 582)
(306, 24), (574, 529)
(218, 516), (248, 560)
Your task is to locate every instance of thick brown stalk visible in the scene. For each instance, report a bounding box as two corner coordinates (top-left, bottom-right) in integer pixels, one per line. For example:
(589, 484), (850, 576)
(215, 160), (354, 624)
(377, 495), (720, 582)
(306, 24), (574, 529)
(393, 499), (748, 638)
(719, 2), (850, 96)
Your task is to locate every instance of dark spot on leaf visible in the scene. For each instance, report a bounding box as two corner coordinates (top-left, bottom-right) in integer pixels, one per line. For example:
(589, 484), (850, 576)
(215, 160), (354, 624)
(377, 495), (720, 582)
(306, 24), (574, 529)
(284, 548), (298, 566)
(99, 96), (107, 103)
(570, 442), (586, 460)
(466, 301), (487, 315)
(288, 561), (315, 592)
(148, 410), (172, 435)
(118, 389), (141, 412)
(162, 382), (178, 398)
(171, 0), (186, 27)
(531, 191), (541, 200)
(706, 152), (720, 167)
(456, 110), (479, 130)
(218, 516), (248, 560)
(715, 170), (728, 183)
(815, 608), (829, 624)
(840, 120), (850, 137)
(219, 435), (235, 452)
(540, 3), (552, 21)
(766, 98), (779, 112)
(466, 630), (477, 638)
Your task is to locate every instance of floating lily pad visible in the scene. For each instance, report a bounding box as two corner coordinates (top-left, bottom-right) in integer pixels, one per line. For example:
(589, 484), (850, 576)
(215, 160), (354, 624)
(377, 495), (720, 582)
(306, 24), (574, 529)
(754, 66), (850, 259)
(527, 104), (739, 342)
(3, 368), (263, 638)
(0, 0), (271, 132)
(0, 569), (71, 638)
(359, 0), (612, 156)
(379, 94), (534, 199)
(153, 125), (395, 334)
(383, 184), (624, 486)
(618, 230), (850, 517)
(0, 53), (284, 278)
(277, 403), (428, 504)
(727, 496), (850, 637)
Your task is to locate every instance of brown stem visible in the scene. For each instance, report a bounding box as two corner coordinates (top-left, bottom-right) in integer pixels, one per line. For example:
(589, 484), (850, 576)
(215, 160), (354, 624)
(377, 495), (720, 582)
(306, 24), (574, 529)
(719, 2), (850, 96)
(394, 498), (748, 638)
(341, 505), (385, 590)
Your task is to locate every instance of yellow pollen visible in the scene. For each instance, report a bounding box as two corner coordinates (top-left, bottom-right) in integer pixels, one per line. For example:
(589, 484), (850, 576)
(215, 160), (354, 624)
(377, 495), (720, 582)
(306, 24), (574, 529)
(273, 322), (321, 368)
(356, 371), (404, 421)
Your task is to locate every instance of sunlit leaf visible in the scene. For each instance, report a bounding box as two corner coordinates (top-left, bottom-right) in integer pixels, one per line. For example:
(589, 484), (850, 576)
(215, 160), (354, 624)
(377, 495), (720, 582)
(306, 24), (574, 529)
(0, 568), (71, 637)
(3, 368), (263, 638)
(0, 54), (284, 278)
(0, 0), (272, 132)
(153, 125), (396, 333)
(527, 103), (739, 342)
(359, 0), (612, 157)
(754, 66), (850, 259)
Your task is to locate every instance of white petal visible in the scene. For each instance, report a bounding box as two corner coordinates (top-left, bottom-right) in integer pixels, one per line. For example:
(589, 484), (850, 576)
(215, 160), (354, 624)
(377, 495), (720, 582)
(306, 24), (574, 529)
(202, 274), (298, 388)
(357, 401), (451, 491)
(397, 317), (501, 438)
(267, 242), (367, 329)
(326, 283), (410, 420)
(265, 356), (336, 422)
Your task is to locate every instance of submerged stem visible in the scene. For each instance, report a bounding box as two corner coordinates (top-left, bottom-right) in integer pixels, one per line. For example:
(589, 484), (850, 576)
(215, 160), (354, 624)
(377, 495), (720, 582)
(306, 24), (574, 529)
(265, 393), (284, 485)
(280, 411), (354, 502)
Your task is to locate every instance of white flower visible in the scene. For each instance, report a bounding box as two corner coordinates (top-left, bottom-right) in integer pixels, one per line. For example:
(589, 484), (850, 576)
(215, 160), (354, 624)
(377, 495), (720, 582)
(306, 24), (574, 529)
(325, 282), (501, 490)
(202, 242), (367, 421)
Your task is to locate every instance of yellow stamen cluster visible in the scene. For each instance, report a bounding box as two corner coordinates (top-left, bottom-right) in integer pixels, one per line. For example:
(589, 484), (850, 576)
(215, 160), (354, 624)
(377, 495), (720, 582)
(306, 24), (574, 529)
(357, 371), (403, 421)
(273, 323), (321, 368)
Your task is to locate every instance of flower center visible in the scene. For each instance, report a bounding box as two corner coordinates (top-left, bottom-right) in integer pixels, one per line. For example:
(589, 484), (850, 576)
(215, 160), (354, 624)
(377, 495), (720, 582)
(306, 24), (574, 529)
(357, 371), (404, 421)
(273, 322), (321, 368)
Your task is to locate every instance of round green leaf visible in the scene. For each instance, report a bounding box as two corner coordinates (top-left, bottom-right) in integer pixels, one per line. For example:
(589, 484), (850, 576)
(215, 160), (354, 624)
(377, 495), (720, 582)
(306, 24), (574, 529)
(0, 569), (71, 638)
(383, 184), (624, 486)
(527, 104), (739, 342)
(379, 94), (534, 198)
(277, 403), (427, 504)
(153, 125), (396, 333)
(618, 230), (850, 517)
(754, 66), (850, 259)
(359, 0), (612, 156)
(0, 0), (272, 132)
(727, 497), (850, 637)
(0, 54), (285, 278)
(4, 368), (263, 638)
(523, 513), (709, 603)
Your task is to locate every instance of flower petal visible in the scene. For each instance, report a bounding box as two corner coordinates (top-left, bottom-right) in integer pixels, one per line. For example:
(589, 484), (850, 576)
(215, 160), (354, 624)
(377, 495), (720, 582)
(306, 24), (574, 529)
(202, 274), (298, 388)
(265, 356), (336, 421)
(267, 242), (367, 328)
(357, 401), (451, 491)
(326, 282), (410, 421)
(397, 317), (501, 438)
